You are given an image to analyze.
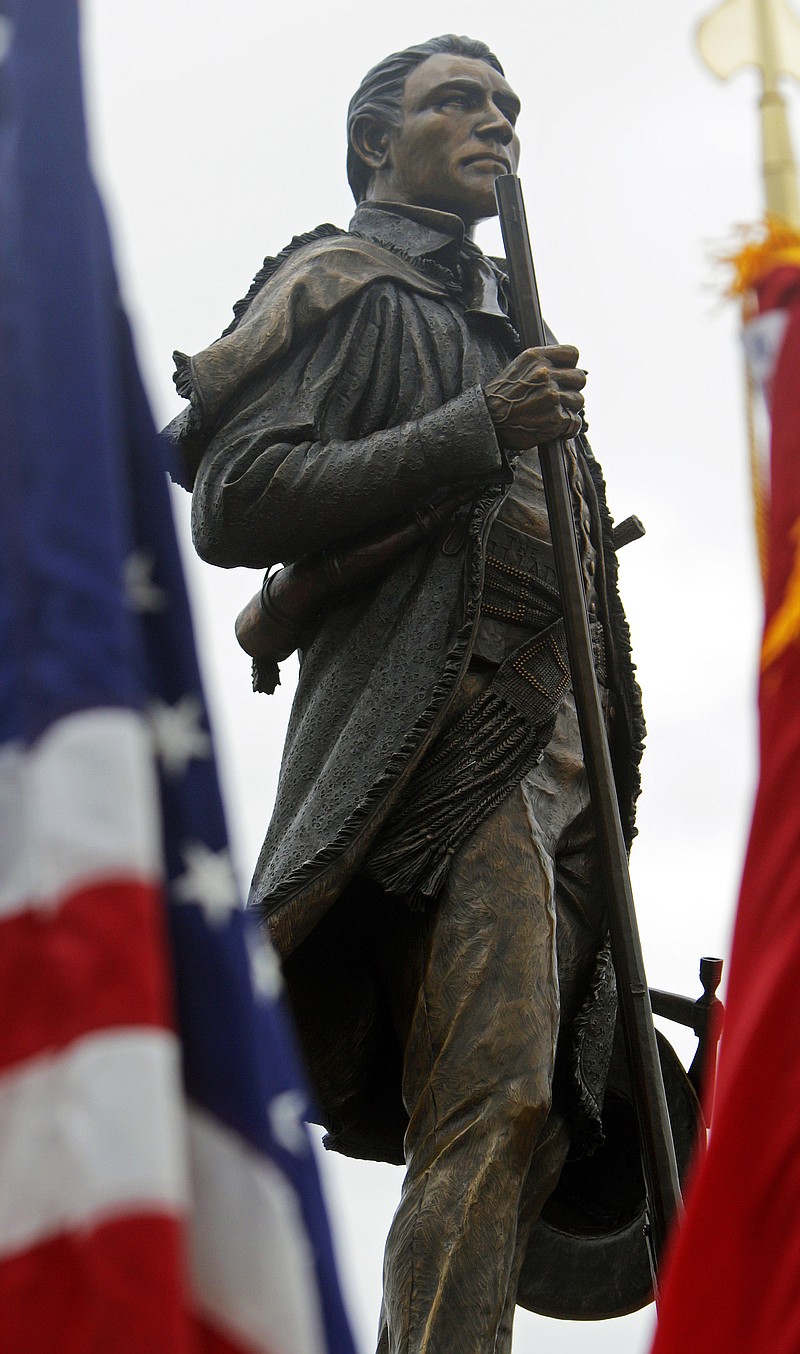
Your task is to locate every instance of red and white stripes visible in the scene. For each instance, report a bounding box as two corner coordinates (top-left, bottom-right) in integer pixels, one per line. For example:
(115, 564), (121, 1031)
(0, 707), (333, 1354)
(0, 708), (190, 1353)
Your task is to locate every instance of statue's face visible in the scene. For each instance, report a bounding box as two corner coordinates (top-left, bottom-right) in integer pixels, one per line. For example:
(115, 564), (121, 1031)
(373, 53), (521, 226)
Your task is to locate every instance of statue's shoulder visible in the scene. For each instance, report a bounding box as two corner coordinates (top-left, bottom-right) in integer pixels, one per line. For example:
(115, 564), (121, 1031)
(223, 224), (451, 339)
(221, 224), (348, 337)
(169, 225), (450, 488)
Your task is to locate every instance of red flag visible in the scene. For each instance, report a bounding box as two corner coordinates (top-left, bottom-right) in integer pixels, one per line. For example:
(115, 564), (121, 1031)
(652, 228), (800, 1354)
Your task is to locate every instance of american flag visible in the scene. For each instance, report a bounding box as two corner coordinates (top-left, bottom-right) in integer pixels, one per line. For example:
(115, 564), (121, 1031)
(0, 3), (357, 1352)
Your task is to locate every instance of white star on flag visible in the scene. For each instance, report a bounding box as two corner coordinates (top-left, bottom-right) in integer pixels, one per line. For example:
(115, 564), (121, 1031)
(269, 1089), (309, 1156)
(246, 928), (283, 1001)
(149, 695), (211, 777)
(173, 842), (239, 927)
(124, 550), (168, 613)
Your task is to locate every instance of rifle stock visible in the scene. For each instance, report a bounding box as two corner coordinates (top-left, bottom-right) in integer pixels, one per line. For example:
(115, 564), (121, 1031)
(494, 174), (682, 1285)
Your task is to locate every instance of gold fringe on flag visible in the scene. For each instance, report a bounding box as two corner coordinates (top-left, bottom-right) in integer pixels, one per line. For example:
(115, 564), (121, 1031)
(725, 216), (800, 296)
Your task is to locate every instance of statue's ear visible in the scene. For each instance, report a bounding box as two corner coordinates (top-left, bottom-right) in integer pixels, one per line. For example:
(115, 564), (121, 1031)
(349, 113), (391, 174)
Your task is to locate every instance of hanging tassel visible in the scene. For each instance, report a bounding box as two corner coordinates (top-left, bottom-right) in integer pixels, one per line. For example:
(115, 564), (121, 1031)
(569, 939), (618, 1159)
(724, 216), (800, 297)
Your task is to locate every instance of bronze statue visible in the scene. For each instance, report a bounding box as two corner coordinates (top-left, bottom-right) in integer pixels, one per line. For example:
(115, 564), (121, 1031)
(171, 34), (648, 1352)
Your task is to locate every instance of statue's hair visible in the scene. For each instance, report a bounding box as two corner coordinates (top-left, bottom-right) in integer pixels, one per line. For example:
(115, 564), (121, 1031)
(346, 35), (504, 203)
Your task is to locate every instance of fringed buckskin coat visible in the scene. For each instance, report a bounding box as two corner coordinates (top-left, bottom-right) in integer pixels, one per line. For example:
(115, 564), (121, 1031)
(175, 202), (645, 1164)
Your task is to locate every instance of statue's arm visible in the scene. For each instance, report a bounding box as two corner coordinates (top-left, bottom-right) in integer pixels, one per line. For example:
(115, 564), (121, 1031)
(191, 286), (506, 569)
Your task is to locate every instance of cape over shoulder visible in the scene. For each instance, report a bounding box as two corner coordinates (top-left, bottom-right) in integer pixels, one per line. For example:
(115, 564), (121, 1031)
(168, 227), (452, 488)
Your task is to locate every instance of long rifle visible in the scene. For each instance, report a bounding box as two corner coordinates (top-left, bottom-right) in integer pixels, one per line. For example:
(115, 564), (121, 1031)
(494, 173), (682, 1283)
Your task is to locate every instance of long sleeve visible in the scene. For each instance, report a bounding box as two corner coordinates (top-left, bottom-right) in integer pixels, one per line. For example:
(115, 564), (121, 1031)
(191, 282), (505, 568)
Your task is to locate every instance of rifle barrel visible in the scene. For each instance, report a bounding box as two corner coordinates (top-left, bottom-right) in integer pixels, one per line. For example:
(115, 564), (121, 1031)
(494, 173), (682, 1280)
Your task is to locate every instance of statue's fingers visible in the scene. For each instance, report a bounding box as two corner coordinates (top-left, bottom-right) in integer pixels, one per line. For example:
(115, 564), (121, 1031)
(526, 381), (561, 413)
(543, 343), (580, 368)
(555, 367), (587, 391)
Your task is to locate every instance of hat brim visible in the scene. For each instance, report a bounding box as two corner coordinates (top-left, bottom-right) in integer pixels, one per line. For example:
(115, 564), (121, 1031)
(518, 1026), (704, 1320)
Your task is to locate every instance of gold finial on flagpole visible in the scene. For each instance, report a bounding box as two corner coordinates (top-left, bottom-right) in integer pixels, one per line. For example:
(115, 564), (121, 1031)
(697, 0), (800, 224)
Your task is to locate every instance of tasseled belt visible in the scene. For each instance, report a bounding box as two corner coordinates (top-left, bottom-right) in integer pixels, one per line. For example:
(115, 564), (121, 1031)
(366, 611), (573, 910)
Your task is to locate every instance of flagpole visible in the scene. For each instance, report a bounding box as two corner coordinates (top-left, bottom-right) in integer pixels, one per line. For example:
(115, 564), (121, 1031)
(755, 0), (800, 221)
(697, 0), (800, 226)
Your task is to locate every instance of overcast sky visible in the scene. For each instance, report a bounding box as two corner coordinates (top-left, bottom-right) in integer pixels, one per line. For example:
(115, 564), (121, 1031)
(79, 3), (795, 1350)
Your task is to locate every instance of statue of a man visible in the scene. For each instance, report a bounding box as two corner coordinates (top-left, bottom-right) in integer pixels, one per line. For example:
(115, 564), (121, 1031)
(173, 33), (644, 1353)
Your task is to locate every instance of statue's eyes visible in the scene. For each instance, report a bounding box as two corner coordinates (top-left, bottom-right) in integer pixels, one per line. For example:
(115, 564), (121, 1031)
(440, 93), (474, 111)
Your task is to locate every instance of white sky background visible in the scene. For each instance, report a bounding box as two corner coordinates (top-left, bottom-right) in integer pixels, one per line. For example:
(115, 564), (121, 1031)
(79, 2), (790, 1349)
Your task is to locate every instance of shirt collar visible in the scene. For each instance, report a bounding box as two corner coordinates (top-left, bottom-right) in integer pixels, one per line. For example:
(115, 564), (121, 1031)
(348, 201), (466, 271)
(348, 200), (511, 322)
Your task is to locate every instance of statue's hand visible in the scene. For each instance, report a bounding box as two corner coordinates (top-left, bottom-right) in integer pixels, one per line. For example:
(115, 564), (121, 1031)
(484, 345), (586, 453)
